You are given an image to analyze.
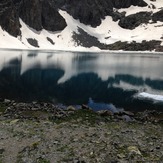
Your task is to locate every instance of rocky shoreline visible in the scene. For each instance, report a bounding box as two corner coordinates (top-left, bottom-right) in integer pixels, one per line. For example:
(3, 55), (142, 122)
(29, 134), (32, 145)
(0, 99), (163, 163)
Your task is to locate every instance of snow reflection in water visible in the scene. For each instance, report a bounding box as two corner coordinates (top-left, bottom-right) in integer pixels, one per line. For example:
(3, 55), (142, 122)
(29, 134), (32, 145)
(0, 50), (163, 111)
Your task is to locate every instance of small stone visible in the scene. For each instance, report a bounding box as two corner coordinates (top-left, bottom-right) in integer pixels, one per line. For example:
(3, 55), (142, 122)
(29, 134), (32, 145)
(67, 106), (76, 111)
(117, 153), (126, 158)
(31, 108), (38, 111)
(4, 99), (11, 103)
(10, 119), (19, 124)
(73, 138), (78, 142)
(97, 110), (113, 116)
(156, 146), (160, 149)
(53, 141), (59, 145)
(107, 131), (112, 135)
(32, 101), (37, 104)
(149, 142), (154, 145)
(121, 115), (133, 122)
(12, 103), (17, 106)
(127, 146), (141, 155)
(91, 140), (100, 144)
(82, 104), (91, 110)
(122, 110), (134, 116)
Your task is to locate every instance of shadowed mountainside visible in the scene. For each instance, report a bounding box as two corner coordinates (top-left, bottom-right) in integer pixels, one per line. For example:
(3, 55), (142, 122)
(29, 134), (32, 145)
(1, 0), (148, 36)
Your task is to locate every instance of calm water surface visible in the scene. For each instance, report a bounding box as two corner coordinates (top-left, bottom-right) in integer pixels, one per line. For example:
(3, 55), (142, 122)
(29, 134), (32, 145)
(0, 49), (163, 111)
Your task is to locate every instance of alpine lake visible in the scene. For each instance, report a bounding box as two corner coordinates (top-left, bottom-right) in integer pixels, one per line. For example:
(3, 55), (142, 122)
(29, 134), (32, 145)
(0, 49), (163, 112)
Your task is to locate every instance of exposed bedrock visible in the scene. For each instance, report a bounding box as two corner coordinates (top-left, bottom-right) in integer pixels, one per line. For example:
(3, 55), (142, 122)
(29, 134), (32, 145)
(119, 12), (152, 30)
(152, 9), (163, 22)
(0, 0), (148, 36)
(110, 0), (147, 9)
(19, 0), (67, 31)
(0, 0), (20, 37)
(0, 0), (67, 36)
(72, 27), (163, 51)
(118, 9), (163, 30)
(41, 0), (67, 31)
(19, 0), (42, 31)
(62, 0), (147, 27)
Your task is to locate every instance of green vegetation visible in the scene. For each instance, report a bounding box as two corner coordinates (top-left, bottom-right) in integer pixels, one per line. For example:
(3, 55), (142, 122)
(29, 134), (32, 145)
(37, 158), (50, 163)
(0, 102), (6, 113)
(49, 109), (106, 125)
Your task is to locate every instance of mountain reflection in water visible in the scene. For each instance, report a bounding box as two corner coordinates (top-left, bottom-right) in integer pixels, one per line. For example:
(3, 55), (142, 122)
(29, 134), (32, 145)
(0, 50), (163, 111)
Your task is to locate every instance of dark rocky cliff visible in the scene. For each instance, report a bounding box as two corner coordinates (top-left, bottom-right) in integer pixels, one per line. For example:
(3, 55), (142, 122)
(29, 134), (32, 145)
(19, 0), (67, 32)
(0, 0), (148, 37)
(0, 0), (20, 36)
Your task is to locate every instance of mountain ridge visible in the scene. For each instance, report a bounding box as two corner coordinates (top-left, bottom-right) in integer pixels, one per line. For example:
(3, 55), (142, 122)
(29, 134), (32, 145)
(0, 0), (163, 51)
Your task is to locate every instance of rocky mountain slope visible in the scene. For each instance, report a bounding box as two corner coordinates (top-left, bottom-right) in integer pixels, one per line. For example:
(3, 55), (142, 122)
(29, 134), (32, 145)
(0, 0), (163, 51)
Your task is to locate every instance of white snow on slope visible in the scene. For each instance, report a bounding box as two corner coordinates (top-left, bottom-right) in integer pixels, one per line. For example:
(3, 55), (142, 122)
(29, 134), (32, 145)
(0, 0), (163, 51)
(118, 0), (163, 16)
(0, 27), (27, 49)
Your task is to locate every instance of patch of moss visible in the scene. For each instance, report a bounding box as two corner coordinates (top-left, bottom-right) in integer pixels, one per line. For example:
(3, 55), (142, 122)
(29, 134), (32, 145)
(0, 153), (3, 163)
(37, 158), (50, 163)
(31, 142), (39, 149)
(21, 110), (50, 119)
(57, 145), (68, 152)
(0, 102), (6, 113)
(49, 109), (104, 125)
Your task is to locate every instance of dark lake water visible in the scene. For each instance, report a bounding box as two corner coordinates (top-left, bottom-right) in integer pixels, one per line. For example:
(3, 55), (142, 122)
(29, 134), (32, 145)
(0, 49), (163, 111)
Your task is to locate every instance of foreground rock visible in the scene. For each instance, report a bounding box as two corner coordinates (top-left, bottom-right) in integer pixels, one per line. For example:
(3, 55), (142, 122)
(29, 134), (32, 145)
(0, 100), (163, 162)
